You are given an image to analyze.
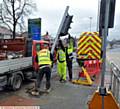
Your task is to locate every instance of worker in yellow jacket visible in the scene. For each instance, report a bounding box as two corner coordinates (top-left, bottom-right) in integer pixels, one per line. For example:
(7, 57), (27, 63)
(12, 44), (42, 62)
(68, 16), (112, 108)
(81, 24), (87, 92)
(32, 44), (53, 95)
(66, 34), (74, 82)
(57, 40), (67, 83)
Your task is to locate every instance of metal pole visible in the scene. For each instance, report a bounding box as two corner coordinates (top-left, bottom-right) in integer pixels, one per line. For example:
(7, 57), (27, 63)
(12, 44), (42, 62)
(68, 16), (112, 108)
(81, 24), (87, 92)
(100, 0), (110, 109)
(101, 0), (110, 90)
(51, 6), (69, 54)
(97, 0), (100, 31)
(89, 17), (92, 32)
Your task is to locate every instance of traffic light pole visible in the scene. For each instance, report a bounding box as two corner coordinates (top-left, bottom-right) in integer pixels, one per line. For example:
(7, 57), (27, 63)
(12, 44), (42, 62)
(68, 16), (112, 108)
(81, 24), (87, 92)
(51, 6), (69, 54)
(99, 0), (110, 109)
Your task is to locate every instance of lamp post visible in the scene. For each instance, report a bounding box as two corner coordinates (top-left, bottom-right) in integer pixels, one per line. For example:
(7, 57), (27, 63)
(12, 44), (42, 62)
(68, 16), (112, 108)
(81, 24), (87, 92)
(97, 0), (101, 31)
(89, 17), (92, 32)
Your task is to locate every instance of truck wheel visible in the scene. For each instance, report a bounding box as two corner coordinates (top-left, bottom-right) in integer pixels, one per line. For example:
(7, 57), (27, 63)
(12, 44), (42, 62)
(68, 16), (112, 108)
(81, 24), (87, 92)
(12, 74), (22, 90)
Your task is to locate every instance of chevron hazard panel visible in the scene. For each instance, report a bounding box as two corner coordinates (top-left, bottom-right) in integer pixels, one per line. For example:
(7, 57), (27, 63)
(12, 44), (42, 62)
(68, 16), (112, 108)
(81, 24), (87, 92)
(77, 32), (102, 60)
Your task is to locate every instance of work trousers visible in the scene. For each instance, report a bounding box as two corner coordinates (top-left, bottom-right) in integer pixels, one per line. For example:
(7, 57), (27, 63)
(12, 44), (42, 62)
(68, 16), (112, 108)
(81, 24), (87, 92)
(67, 59), (73, 80)
(57, 61), (67, 80)
(35, 66), (51, 91)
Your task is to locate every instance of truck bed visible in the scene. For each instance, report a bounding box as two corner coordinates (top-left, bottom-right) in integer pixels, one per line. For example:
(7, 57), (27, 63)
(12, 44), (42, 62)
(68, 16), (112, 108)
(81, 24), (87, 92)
(0, 57), (32, 75)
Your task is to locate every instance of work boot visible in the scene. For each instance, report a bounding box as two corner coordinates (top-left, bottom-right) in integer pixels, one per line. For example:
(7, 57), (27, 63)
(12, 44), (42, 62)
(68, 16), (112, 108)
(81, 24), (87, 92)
(45, 87), (51, 93)
(31, 90), (39, 96)
(69, 79), (72, 82)
(59, 77), (62, 82)
(61, 79), (66, 83)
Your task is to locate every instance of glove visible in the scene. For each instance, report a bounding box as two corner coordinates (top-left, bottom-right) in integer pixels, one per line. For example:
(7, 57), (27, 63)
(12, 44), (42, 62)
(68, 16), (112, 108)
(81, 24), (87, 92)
(51, 62), (54, 68)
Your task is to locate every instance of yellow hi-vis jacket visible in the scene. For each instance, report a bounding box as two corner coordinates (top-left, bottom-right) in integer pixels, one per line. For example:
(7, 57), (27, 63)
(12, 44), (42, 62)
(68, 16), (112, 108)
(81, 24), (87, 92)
(58, 49), (66, 62)
(67, 39), (74, 55)
(67, 47), (73, 55)
(37, 49), (51, 66)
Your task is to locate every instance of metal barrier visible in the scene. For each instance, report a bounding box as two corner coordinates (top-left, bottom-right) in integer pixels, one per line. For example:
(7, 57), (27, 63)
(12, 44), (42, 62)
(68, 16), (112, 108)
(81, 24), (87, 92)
(110, 62), (120, 104)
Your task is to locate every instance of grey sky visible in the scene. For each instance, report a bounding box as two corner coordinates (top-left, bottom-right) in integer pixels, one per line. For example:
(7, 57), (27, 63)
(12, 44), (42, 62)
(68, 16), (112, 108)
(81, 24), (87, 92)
(30, 0), (99, 37)
(29, 0), (120, 40)
(0, 0), (120, 40)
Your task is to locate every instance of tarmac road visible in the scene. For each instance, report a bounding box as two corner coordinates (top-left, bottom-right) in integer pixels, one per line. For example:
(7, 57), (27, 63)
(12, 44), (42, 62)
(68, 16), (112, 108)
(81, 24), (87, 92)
(0, 76), (96, 109)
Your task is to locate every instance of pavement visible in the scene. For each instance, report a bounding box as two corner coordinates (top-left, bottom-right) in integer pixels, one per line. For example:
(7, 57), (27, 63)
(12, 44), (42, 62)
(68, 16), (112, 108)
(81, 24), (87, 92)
(0, 75), (97, 109)
(107, 52), (120, 69)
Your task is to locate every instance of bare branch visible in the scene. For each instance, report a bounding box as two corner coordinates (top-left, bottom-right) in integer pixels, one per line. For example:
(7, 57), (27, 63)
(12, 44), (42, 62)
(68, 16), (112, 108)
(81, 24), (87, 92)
(15, 3), (26, 23)
(0, 0), (35, 38)
(16, 0), (36, 22)
(0, 4), (12, 31)
(0, 15), (12, 32)
(3, 0), (13, 16)
(6, 19), (13, 25)
(17, 21), (26, 32)
(4, 16), (12, 21)
(15, 0), (21, 12)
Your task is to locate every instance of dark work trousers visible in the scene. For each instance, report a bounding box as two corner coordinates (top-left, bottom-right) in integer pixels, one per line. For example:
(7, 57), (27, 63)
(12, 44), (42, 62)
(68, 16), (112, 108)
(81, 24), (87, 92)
(67, 59), (72, 80)
(35, 66), (51, 91)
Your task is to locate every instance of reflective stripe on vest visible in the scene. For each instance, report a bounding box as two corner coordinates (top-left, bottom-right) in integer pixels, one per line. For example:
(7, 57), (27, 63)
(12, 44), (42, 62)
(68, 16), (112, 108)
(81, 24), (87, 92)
(58, 49), (66, 61)
(37, 49), (51, 65)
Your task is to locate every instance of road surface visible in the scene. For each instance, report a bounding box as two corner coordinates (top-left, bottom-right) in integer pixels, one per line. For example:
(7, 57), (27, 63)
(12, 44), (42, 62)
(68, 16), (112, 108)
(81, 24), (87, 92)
(0, 50), (119, 108)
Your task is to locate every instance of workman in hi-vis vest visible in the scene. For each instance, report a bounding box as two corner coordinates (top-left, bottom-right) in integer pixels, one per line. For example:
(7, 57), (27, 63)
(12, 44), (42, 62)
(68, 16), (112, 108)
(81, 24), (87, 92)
(57, 40), (67, 83)
(66, 34), (74, 82)
(32, 44), (53, 95)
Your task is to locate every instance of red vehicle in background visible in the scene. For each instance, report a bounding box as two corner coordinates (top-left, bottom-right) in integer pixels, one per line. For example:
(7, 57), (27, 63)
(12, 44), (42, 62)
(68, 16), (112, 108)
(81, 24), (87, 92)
(42, 32), (57, 63)
(32, 40), (50, 70)
(0, 38), (51, 90)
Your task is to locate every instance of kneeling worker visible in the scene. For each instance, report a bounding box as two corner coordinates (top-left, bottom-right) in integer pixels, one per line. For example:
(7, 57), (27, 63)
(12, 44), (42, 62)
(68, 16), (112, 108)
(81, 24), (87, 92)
(32, 42), (53, 95)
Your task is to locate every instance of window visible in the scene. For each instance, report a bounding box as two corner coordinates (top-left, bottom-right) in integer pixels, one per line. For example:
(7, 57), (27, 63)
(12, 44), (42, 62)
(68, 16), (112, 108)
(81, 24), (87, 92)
(43, 43), (49, 48)
(36, 43), (40, 52)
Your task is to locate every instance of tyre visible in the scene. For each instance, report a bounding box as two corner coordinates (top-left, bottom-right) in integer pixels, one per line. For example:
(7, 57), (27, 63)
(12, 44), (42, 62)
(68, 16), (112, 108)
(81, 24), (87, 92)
(12, 74), (23, 90)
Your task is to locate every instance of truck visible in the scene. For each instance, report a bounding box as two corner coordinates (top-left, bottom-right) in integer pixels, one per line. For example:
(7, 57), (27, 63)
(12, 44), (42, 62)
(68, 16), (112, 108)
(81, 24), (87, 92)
(77, 32), (102, 66)
(72, 32), (102, 85)
(0, 37), (50, 90)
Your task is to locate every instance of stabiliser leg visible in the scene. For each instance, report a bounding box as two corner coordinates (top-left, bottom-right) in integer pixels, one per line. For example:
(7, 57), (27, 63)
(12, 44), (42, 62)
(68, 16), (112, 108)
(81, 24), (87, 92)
(88, 89), (120, 109)
(72, 67), (93, 86)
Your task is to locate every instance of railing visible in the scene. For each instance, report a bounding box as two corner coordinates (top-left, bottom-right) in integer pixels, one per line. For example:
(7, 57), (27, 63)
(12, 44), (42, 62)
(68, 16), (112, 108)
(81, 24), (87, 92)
(109, 62), (120, 104)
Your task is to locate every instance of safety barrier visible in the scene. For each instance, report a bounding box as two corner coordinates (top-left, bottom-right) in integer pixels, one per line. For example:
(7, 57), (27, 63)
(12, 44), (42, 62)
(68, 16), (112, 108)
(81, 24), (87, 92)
(72, 59), (102, 86)
(84, 60), (101, 77)
(109, 62), (120, 105)
(72, 67), (93, 85)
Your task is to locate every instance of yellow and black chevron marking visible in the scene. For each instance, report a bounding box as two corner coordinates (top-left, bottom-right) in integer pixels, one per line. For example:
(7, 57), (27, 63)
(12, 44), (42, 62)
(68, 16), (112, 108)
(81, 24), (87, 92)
(77, 32), (102, 59)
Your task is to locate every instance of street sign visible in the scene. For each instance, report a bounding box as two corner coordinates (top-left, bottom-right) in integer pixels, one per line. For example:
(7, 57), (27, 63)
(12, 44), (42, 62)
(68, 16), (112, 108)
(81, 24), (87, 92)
(28, 18), (41, 40)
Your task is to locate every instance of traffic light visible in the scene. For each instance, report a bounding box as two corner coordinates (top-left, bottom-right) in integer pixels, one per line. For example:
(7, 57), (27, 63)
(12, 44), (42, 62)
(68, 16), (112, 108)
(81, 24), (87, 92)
(60, 14), (73, 36)
(99, 0), (116, 29)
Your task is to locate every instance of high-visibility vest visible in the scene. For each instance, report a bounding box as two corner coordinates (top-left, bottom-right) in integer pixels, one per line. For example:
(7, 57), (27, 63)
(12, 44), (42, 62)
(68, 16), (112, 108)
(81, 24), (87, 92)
(67, 39), (74, 55)
(58, 49), (66, 62)
(67, 47), (73, 55)
(37, 49), (51, 65)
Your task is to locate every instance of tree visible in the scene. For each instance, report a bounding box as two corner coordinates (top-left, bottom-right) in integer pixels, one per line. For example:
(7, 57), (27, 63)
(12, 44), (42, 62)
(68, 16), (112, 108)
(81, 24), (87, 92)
(0, 0), (35, 39)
